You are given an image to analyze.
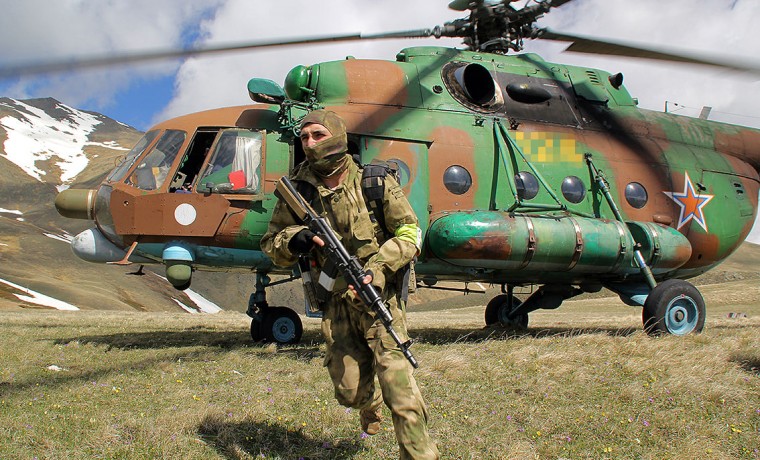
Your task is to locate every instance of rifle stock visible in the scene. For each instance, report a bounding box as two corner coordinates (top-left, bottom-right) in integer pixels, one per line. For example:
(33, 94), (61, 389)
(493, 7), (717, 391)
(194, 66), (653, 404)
(276, 176), (419, 368)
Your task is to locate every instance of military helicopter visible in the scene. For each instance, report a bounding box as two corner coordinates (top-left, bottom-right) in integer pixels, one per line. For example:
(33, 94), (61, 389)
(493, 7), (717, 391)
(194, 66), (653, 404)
(47, 0), (760, 344)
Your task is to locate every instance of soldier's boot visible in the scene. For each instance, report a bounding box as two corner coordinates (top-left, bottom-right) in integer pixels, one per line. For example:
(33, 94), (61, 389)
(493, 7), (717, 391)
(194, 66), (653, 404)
(360, 407), (383, 435)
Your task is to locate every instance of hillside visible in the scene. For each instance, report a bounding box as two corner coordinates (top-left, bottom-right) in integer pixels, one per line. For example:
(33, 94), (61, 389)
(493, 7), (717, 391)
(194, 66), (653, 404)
(0, 98), (211, 314)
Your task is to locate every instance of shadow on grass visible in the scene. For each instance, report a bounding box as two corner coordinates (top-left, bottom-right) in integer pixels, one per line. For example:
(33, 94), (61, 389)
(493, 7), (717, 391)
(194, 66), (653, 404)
(412, 324), (640, 344)
(198, 413), (363, 460)
(54, 323), (639, 353)
(55, 327), (325, 356)
(730, 353), (760, 376)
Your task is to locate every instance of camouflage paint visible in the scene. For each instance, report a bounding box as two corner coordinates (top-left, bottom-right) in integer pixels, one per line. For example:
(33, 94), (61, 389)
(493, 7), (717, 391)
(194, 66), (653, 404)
(66, 46), (760, 288)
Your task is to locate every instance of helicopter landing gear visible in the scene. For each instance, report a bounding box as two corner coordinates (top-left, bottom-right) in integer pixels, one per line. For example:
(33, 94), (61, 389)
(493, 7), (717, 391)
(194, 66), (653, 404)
(486, 284), (586, 329)
(262, 307), (303, 344)
(247, 272), (303, 344)
(643, 279), (705, 336)
(484, 293), (528, 329)
(250, 307), (303, 344)
(250, 316), (263, 341)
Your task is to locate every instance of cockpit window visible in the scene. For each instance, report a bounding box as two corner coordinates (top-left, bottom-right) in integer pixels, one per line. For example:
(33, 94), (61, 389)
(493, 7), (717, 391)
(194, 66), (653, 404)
(127, 130), (187, 191)
(197, 129), (263, 194)
(107, 130), (160, 183)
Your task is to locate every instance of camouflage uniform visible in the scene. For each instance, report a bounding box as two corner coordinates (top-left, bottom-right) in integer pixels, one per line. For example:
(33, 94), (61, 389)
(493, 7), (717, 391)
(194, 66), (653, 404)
(261, 153), (439, 460)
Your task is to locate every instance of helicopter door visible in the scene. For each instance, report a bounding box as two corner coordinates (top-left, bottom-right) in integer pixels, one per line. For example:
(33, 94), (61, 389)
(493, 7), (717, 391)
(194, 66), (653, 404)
(359, 137), (430, 236)
(195, 129), (265, 197)
(169, 129), (220, 191)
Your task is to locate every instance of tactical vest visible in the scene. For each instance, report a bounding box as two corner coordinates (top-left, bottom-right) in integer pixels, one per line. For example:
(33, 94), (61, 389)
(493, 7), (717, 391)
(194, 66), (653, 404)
(294, 161), (399, 239)
(294, 161), (413, 307)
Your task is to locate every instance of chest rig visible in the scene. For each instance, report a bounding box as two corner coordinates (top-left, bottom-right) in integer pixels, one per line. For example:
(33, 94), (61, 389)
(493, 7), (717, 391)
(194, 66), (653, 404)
(294, 162), (411, 314)
(294, 162), (397, 239)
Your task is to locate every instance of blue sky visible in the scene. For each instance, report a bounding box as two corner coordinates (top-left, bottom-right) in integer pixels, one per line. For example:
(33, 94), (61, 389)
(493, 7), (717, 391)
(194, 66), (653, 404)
(106, 76), (176, 130)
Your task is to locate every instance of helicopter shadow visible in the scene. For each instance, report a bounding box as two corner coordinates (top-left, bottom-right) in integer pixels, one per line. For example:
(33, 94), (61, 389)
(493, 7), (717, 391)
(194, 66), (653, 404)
(55, 321), (639, 353)
(197, 413), (364, 460)
(411, 323), (639, 345)
(54, 327), (326, 360)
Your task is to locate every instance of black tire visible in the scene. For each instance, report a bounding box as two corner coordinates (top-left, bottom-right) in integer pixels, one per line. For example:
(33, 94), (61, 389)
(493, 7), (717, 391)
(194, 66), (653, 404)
(485, 294), (528, 329)
(643, 279), (705, 336)
(250, 318), (263, 342)
(262, 307), (303, 344)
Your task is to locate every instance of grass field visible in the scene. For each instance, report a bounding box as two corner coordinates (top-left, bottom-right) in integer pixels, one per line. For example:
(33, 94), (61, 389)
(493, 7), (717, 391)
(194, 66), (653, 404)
(1, 280), (758, 459)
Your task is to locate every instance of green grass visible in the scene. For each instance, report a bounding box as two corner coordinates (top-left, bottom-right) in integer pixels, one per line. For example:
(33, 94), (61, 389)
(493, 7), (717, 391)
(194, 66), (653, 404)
(1, 287), (759, 459)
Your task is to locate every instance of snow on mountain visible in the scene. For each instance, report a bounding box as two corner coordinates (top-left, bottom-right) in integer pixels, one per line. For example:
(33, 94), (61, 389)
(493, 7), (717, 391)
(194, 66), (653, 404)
(0, 98), (129, 190)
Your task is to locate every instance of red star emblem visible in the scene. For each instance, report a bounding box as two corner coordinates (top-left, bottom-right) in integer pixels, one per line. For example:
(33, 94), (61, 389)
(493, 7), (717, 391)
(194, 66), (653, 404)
(663, 171), (714, 232)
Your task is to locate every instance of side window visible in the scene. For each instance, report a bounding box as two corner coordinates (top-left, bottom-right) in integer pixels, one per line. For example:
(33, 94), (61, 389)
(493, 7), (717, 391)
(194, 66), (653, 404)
(128, 130), (187, 191)
(198, 129), (263, 194)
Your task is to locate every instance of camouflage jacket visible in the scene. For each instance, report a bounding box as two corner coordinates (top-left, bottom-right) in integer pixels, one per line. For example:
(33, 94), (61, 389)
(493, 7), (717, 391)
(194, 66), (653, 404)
(261, 160), (420, 294)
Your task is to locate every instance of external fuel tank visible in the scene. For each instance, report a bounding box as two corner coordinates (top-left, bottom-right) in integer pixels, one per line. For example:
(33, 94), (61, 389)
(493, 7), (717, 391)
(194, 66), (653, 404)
(426, 212), (692, 275)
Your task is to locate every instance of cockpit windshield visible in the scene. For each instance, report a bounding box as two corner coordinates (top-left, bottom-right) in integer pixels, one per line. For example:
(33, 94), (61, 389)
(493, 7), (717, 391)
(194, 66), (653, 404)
(106, 130), (160, 183)
(127, 130), (187, 191)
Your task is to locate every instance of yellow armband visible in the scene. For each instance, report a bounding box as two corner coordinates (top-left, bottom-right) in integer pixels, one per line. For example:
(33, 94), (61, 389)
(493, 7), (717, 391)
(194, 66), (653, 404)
(395, 223), (422, 253)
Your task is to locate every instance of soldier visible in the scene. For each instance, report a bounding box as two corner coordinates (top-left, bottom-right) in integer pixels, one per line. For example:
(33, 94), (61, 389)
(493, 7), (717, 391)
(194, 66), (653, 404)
(261, 110), (439, 460)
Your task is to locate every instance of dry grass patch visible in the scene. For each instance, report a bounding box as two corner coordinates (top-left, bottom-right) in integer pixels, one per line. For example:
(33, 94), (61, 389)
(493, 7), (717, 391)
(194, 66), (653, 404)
(1, 290), (758, 459)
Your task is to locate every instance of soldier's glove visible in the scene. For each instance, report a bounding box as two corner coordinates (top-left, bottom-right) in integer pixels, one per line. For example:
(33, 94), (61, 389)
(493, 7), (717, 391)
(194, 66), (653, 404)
(288, 229), (317, 254)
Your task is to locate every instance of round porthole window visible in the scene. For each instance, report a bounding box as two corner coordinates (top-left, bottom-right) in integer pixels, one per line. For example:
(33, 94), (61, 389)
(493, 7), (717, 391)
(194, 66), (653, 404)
(561, 175), (586, 204)
(625, 182), (648, 209)
(515, 171), (539, 200)
(443, 165), (472, 195)
(386, 159), (411, 187)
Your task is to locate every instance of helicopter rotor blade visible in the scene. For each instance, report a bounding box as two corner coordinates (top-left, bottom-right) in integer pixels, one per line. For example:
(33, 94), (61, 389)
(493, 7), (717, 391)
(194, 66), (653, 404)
(0, 29), (440, 79)
(538, 28), (760, 76)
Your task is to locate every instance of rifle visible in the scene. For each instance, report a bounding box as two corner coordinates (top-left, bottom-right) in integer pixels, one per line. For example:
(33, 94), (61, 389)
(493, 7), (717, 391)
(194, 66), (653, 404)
(276, 176), (419, 368)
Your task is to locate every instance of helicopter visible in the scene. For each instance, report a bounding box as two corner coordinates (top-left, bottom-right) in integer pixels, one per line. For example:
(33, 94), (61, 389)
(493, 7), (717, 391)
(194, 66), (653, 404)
(44, 0), (760, 344)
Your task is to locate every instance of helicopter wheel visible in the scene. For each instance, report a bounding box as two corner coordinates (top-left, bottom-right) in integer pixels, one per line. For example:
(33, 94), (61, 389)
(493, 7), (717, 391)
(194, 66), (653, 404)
(262, 307), (303, 344)
(485, 294), (528, 329)
(250, 317), (264, 342)
(642, 280), (705, 336)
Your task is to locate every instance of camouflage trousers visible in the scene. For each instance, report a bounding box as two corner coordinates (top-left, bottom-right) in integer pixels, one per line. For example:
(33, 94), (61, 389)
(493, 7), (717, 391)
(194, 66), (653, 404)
(321, 290), (439, 460)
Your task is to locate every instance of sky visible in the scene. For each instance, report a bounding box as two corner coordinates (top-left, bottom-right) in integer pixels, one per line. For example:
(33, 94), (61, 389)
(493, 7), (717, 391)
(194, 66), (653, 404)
(2, 0), (759, 128)
(1, 0), (760, 241)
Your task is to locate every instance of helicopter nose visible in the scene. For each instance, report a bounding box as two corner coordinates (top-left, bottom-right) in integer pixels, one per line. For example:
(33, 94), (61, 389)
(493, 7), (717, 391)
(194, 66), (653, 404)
(55, 188), (96, 220)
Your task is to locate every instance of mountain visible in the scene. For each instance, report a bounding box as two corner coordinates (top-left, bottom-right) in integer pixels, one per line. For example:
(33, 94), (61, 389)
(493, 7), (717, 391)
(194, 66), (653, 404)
(0, 97), (758, 319)
(0, 97), (239, 314)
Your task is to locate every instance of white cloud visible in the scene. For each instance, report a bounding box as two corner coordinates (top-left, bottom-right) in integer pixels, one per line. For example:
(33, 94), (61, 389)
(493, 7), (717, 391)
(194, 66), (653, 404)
(5, 0), (759, 128)
(0, 0), (225, 111)
(155, 0), (463, 123)
(531, 0), (760, 128)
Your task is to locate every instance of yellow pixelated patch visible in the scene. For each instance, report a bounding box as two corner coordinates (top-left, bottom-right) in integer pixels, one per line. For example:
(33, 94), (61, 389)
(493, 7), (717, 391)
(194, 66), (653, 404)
(513, 132), (582, 163)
